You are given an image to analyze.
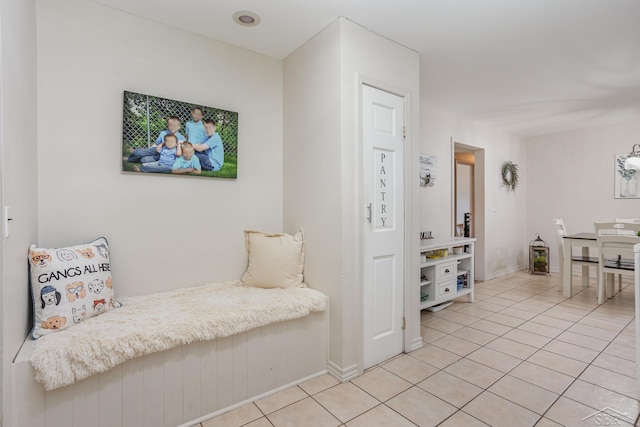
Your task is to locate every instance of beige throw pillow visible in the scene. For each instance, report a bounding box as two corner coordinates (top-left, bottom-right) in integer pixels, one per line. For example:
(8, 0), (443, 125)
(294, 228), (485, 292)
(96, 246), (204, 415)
(242, 229), (305, 288)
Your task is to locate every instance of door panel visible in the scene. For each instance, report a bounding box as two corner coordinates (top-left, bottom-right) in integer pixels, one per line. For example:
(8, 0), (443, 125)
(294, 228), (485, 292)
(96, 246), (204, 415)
(362, 85), (405, 368)
(372, 255), (395, 339)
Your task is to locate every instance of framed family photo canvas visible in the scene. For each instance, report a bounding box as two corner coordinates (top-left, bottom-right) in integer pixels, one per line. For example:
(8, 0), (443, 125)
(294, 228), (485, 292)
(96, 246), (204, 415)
(121, 91), (238, 179)
(614, 153), (639, 199)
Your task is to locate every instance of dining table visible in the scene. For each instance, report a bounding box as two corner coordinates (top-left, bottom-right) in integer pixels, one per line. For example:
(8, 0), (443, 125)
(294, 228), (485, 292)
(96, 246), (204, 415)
(561, 232), (597, 297)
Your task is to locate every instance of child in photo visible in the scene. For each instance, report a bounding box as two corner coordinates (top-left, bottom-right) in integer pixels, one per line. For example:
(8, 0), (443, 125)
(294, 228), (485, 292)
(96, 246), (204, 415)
(185, 107), (208, 145)
(127, 116), (185, 163)
(172, 142), (202, 175)
(133, 133), (182, 173)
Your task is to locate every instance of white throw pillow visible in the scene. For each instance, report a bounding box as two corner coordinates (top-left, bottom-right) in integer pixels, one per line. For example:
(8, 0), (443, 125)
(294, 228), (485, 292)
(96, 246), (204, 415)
(241, 229), (305, 289)
(29, 237), (116, 338)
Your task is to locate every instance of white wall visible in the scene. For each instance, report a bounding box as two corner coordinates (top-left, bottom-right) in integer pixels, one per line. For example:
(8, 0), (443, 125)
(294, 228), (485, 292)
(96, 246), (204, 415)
(340, 19), (421, 367)
(420, 104), (528, 280)
(284, 18), (420, 378)
(37, 0), (283, 296)
(526, 120), (640, 273)
(0, 0), (39, 424)
(283, 20), (343, 366)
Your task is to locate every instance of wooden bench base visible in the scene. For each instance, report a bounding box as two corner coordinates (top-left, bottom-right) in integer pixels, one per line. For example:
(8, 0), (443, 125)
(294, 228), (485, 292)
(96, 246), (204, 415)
(9, 310), (328, 427)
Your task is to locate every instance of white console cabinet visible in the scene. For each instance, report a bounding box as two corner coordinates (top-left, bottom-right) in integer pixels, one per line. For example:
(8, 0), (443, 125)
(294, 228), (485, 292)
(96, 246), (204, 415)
(419, 237), (475, 310)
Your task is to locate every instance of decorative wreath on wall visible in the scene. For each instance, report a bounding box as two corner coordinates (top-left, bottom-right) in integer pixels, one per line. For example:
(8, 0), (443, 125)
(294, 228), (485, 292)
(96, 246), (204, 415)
(501, 161), (519, 191)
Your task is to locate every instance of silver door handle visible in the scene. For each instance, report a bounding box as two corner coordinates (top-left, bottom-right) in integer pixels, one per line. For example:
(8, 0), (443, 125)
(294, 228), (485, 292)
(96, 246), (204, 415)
(366, 203), (372, 223)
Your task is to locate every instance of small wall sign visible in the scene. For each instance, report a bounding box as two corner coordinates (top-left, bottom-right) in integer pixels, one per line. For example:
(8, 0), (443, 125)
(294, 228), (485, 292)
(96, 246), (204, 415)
(419, 154), (437, 187)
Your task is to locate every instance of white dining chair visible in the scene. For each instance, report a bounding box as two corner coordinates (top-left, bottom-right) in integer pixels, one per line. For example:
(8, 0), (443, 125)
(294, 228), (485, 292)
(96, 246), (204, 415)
(552, 218), (599, 291)
(611, 218), (640, 291)
(616, 218), (640, 226)
(594, 221), (640, 304)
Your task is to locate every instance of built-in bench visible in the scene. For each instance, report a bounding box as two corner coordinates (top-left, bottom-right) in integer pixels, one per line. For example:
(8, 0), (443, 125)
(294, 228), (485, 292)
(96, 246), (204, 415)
(10, 281), (328, 427)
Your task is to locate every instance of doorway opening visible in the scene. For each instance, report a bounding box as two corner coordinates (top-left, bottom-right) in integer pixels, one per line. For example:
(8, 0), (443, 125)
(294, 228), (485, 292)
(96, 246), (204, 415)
(453, 141), (486, 281)
(454, 153), (474, 239)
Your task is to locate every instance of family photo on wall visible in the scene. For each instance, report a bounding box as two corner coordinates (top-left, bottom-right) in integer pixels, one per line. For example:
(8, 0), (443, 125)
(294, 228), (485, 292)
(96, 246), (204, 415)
(121, 91), (238, 179)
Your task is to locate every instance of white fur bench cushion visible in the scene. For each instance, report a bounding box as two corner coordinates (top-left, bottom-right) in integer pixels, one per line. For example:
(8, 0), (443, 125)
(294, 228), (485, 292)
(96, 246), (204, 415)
(30, 281), (327, 391)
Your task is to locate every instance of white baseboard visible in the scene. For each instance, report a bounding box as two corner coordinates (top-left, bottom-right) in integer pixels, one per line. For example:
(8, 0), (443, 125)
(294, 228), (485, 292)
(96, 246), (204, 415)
(409, 336), (424, 352)
(484, 265), (527, 281)
(179, 370), (328, 427)
(327, 360), (359, 382)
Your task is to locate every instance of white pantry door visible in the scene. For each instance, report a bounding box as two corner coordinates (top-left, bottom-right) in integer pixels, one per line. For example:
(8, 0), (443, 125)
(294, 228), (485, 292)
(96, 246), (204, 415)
(362, 84), (405, 368)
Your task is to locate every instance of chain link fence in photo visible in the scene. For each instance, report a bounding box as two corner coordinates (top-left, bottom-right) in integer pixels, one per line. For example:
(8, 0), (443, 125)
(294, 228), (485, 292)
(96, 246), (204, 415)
(122, 91), (238, 158)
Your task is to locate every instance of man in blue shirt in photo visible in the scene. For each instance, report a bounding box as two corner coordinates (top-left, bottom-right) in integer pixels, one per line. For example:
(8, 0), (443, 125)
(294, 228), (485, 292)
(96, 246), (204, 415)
(193, 119), (224, 171)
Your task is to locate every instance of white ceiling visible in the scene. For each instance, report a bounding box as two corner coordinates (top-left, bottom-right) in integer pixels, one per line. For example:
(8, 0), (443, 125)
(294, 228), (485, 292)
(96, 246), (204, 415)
(93, 0), (640, 137)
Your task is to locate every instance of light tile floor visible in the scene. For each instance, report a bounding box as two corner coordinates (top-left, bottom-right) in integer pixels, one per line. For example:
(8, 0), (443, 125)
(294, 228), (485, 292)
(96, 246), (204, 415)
(196, 271), (640, 426)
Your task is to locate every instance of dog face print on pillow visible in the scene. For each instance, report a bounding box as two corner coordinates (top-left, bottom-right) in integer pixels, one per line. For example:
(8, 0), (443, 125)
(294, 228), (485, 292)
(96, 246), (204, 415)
(65, 282), (86, 303)
(87, 279), (104, 294)
(72, 305), (86, 323)
(40, 285), (61, 309)
(56, 248), (77, 262)
(30, 250), (52, 268)
(76, 247), (95, 259)
(41, 315), (66, 330)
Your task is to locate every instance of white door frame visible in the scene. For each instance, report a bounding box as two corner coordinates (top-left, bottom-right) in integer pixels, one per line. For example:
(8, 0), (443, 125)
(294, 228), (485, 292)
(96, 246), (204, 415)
(451, 139), (486, 281)
(454, 159), (474, 238)
(355, 75), (418, 374)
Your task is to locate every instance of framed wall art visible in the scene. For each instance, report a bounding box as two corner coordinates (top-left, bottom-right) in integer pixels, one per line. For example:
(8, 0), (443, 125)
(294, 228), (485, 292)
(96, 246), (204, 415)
(614, 153), (638, 199)
(419, 154), (437, 187)
(122, 91), (238, 179)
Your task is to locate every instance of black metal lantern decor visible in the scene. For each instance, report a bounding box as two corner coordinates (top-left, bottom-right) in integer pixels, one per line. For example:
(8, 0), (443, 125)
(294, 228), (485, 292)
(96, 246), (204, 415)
(529, 234), (550, 275)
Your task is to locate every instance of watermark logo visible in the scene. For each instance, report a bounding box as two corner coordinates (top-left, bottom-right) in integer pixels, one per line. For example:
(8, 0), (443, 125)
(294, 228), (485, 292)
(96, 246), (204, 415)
(581, 407), (635, 426)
